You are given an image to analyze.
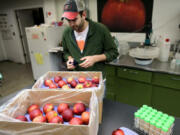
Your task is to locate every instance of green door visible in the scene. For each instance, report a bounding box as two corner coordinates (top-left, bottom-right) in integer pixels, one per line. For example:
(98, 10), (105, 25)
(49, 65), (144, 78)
(152, 86), (180, 117)
(115, 77), (152, 107)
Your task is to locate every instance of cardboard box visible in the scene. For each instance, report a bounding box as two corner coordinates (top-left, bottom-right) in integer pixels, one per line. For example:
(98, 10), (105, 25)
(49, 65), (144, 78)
(0, 89), (99, 135)
(32, 71), (104, 123)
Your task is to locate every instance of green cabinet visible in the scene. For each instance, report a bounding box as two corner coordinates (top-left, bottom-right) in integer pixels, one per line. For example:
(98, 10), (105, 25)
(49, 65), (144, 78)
(152, 86), (180, 117)
(152, 72), (180, 90)
(115, 77), (152, 107)
(105, 64), (180, 117)
(152, 72), (180, 117)
(105, 65), (152, 106)
(116, 67), (152, 107)
(117, 67), (152, 83)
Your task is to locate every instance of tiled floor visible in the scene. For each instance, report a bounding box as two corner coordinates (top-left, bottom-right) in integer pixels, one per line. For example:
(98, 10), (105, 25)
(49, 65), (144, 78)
(0, 61), (34, 98)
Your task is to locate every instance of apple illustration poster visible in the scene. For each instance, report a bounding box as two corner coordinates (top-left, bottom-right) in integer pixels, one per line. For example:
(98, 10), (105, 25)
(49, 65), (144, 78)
(97, 0), (154, 33)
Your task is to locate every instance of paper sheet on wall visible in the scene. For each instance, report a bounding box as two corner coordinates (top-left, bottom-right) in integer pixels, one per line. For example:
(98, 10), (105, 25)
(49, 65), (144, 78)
(1, 29), (13, 40)
(34, 53), (44, 65)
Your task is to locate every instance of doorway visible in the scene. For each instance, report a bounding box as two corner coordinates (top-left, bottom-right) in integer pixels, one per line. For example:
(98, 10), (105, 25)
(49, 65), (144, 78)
(15, 8), (44, 63)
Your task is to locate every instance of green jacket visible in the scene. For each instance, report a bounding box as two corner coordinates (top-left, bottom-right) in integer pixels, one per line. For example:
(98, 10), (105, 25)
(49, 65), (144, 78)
(62, 18), (118, 76)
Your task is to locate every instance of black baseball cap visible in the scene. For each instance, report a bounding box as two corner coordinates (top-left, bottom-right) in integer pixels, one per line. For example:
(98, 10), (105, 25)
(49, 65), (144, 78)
(62, 0), (85, 20)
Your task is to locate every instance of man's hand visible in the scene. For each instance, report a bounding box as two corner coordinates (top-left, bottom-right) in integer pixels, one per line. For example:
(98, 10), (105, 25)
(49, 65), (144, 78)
(79, 56), (96, 68)
(67, 57), (75, 70)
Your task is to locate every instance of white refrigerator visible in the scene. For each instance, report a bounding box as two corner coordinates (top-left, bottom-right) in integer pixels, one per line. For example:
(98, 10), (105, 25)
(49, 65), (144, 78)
(25, 25), (65, 80)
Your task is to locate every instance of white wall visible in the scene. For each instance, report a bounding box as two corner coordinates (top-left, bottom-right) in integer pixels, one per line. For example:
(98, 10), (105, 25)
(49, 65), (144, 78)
(56, 0), (66, 21)
(0, 10), (25, 63)
(0, 0), (180, 63)
(43, 0), (58, 24)
(152, 0), (180, 43)
(0, 0), (43, 63)
(55, 0), (180, 43)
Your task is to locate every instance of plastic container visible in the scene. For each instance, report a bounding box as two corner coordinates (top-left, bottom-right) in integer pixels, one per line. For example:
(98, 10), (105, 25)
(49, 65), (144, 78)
(155, 121), (162, 135)
(139, 113), (146, 131)
(144, 116), (151, 133)
(149, 119), (156, 135)
(175, 52), (180, 65)
(158, 38), (171, 62)
(163, 122), (173, 135)
(134, 112), (141, 128)
(134, 105), (175, 135)
(170, 59), (176, 69)
(120, 127), (139, 135)
(119, 41), (129, 55)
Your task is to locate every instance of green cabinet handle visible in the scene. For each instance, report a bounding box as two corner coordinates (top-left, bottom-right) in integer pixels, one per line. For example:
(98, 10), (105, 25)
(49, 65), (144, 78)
(123, 68), (138, 74)
(171, 77), (180, 81)
(129, 71), (138, 74)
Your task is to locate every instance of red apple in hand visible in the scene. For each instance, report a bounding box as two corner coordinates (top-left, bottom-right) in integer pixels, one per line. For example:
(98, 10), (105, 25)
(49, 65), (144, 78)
(15, 115), (28, 121)
(73, 103), (86, 115)
(81, 111), (90, 125)
(29, 109), (43, 121)
(44, 79), (53, 87)
(54, 76), (62, 83)
(43, 103), (54, 114)
(28, 104), (39, 114)
(92, 76), (99, 84)
(57, 103), (69, 114)
(49, 116), (63, 124)
(78, 76), (86, 83)
(83, 80), (93, 88)
(112, 129), (125, 135)
(46, 110), (58, 122)
(70, 80), (77, 88)
(69, 117), (83, 125)
(58, 80), (66, 88)
(32, 115), (46, 123)
(62, 108), (74, 122)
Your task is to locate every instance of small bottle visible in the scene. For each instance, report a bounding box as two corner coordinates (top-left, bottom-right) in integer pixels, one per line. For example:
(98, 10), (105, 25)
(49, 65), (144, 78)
(170, 58), (176, 69)
(155, 121), (163, 135)
(159, 38), (171, 62)
(142, 104), (148, 109)
(157, 111), (163, 116)
(134, 111), (141, 128)
(155, 111), (163, 120)
(161, 126), (169, 135)
(166, 116), (175, 134)
(150, 110), (157, 117)
(139, 113), (146, 131)
(163, 122), (172, 135)
(144, 116), (151, 133)
(149, 118), (156, 135)
(162, 113), (169, 119)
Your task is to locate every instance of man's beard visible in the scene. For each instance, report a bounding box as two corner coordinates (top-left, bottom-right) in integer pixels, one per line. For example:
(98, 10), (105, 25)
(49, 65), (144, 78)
(73, 19), (84, 32)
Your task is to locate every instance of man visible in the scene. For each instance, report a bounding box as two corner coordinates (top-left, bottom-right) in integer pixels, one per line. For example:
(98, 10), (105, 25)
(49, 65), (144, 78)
(61, 0), (118, 77)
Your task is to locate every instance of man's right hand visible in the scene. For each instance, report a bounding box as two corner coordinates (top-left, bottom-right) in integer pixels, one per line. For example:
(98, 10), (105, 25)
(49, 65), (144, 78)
(67, 57), (76, 70)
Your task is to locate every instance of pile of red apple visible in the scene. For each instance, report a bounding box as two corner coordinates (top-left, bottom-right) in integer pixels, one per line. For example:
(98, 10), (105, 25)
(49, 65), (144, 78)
(43, 75), (99, 89)
(15, 102), (90, 125)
